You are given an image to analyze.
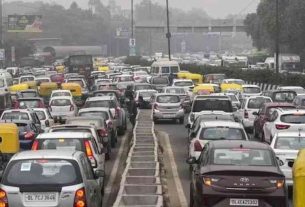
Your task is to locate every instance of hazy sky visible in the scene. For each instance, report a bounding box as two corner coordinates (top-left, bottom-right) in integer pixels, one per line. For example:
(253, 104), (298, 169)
(40, 0), (259, 18)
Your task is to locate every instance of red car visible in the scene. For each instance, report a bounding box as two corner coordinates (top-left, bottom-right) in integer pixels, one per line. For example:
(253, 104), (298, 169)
(253, 102), (295, 141)
(14, 97), (46, 109)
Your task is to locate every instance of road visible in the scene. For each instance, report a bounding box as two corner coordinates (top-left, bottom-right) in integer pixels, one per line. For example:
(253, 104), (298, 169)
(155, 114), (293, 207)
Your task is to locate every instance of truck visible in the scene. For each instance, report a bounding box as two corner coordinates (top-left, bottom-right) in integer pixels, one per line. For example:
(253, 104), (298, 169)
(276, 54), (302, 74)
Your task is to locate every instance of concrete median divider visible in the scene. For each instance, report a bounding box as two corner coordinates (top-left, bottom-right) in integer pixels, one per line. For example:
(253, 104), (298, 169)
(113, 109), (166, 207)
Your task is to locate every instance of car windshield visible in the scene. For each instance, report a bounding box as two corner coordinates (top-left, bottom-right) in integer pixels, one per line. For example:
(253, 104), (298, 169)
(213, 149), (274, 166)
(193, 99), (233, 113)
(174, 81), (193, 87)
(243, 87), (261, 93)
(3, 159), (80, 186)
(52, 92), (71, 97)
(85, 100), (113, 108)
(35, 111), (46, 120)
(2, 112), (29, 120)
(0, 79), (5, 87)
(280, 114), (305, 123)
(200, 127), (246, 140)
(51, 99), (71, 106)
(247, 97), (271, 109)
(19, 100), (40, 108)
(79, 111), (109, 119)
(157, 95), (180, 103)
(152, 77), (169, 84)
(274, 92), (296, 103)
(275, 136), (305, 150)
(165, 88), (186, 94)
(135, 85), (152, 91)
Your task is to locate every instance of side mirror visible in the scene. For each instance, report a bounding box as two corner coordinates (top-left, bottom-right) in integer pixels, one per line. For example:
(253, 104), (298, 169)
(186, 157), (197, 165)
(94, 169), (105, 178)
(252, 112), (259, 116)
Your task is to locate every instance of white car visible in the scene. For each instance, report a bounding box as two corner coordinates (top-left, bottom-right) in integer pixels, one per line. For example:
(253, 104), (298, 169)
(49, 96), (77, 120)
(235, 96), (272, 132)
(18, 75), (35, 83)
(50, 90), (73, 99)
(241, 84), (262, 98)
(270, 131), (305, 187)
(33, 108), (54, 130)
(188, 121), (248, 160)
(133, 71), (150, 83)
(263, 108), (305, 143)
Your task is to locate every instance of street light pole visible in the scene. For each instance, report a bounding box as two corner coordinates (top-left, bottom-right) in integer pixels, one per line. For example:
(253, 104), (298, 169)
(131, 0), (134, 40)
(275, 0), (280, 74)
(0, 0), (3, 48)
(166, 0), (171, 61)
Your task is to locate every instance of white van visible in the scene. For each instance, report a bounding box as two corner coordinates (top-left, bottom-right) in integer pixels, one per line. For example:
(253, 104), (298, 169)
(151, 59), (180, 76)
(0, 70), (13, 92)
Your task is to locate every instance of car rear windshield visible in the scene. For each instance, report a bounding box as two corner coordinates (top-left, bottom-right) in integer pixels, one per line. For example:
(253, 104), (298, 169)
(38, 138), (84, 151)
(152, 77), (169, 84)
(247, 97), (271, 109)
(34, 111), (46, 120)
(98, 85), (118, 90)
(275, 136), (305, 150)
(20, 92), (37, 98)
(200, 127), (246, 140)
(243, 87), (261, 93)
(174, 81), (193, 87)
(280, 114), (305, 123)
(157, 95), (180, 103)
(193, 99), (233, 112)
(94, 92), (116, 97)
(66, 119), (104, 127)
(79, 111), (109, 120)
(52, 92), (71, 97)
(213, 149), (274, 166)
(19, 100), (40, 108)
(274, 92), (296, 102)
(3, 159), (81, 186)
(85, 100), (113, 108)
(20, 77), (34, 83)
(228, 95), (238, 102)
(51, 99), (71, 106)
(135, 85), (152, 91)
(165, 88), (186, 94)
(139, 91), (156, 98)
(2, 112), (29, 120)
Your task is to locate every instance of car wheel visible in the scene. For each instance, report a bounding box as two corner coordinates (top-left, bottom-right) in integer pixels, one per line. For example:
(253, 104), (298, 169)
(179, 117), (184, 124)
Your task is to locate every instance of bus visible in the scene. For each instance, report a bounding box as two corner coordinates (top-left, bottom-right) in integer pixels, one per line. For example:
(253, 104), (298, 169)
(65, 55), (94, 78)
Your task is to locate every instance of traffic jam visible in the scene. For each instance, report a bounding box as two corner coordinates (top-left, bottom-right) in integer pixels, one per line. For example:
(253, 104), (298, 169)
(0, 56), (304, 207)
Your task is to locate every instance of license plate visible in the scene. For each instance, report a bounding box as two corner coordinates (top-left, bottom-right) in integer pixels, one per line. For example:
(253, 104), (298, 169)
(163, 114), (175, 118)
(230, 199), (259, 206)
(24, 193), (57, 202)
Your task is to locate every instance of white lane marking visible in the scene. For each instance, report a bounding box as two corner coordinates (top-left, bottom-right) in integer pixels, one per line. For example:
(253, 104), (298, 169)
(103, 131), (129, 204)
(163, 131), (188, 207)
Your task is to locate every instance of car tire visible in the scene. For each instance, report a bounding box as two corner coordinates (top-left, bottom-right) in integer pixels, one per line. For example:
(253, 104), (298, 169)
(179, 117), (184, 124)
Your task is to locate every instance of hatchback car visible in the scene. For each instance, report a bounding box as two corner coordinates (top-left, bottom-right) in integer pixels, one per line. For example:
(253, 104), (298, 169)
(241, 84), (262, 98)
(172, 79), (194, 89)
(188, 140), (287, 207)
(150, 76), (170, 92)
(0, 150), (103, 207)
(162, 86), (192, 112)
(49, 96), (77, 120)
(15, 97), (45, 109)
(32, 132), (105, 191)
(50, 90), (73, 99)
(152, 93), (184, 124)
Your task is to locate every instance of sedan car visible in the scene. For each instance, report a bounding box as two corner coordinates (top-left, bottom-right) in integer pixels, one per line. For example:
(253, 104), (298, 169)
(271, 131), (305, 189)
(241, 84), (262, 98)
(152, 93), (185, 124)
(14, 97), (45, 109)
(188, 140), (287, 207)
(0, 150), (103, 207)
(162, 86), (192, 112)
(49, 96), (77, 121)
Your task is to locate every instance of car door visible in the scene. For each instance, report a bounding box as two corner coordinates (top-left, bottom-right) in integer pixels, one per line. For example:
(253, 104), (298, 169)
(80, 157), (101, 207)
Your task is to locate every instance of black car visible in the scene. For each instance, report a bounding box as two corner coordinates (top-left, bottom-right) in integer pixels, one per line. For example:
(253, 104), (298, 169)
(188, 140), (287, 207)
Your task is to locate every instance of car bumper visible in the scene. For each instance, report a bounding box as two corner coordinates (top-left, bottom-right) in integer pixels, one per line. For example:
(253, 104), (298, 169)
(153, 109), (184, 119)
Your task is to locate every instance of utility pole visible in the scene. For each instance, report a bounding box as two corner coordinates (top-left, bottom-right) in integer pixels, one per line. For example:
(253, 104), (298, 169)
(129, 0), (136, 56)
(166, 0), (171, 61)
(275, 0), (280, 74)
(131, 0), (134, 40)
(0, 0), (3, 48)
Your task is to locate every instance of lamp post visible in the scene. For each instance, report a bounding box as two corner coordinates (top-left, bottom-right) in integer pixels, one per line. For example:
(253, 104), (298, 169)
(166, 0), (171, 61)
(275, 0), (279, 74)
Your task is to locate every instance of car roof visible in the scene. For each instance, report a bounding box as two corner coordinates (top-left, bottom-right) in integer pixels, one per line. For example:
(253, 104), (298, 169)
(200, 121), (243, 128)
(155, 93), (180, 96)
(263, 102), (294, 107)
(275, 108), (305, 114)
(242, 84), (260, 88)
(37, 132), (92, 139)
(66, 117), (104, 122)
(11, 150), (83, 161)
(50, 124), (96, 130)
(51, 90), (71, 93)
(78, 107), (110, 113)
(245, 96), (271, 100)
(136, 89), (157, 93)
(3, 109), (33, 113)
(173, 79), (192, 82)
(209, 140), (270, 149)
(86, 96), (115, 101)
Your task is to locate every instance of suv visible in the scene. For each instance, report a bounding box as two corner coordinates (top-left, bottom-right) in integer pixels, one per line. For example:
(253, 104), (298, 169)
(188, 95), (234, 126)
(262, 90), (297, 103)
(32, 132), (105, 192)
(263, 108), (305, 143)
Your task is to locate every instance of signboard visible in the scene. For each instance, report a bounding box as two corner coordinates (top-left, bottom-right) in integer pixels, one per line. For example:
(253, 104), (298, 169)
(8, 15), (42, 32)
(0, 49), (5, 61)
(129, 38), (136, 47)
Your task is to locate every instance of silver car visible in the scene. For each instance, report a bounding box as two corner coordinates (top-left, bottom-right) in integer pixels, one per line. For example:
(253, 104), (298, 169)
(0, 150), (103, 207)
(152, 93), (185, 124)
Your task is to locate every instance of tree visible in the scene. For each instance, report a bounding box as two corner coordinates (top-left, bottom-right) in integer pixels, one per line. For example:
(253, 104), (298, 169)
(70, 2), (79, 10)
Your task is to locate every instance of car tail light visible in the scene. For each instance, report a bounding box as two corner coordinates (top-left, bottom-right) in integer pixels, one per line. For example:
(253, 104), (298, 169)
(24, 131), (35, 140)
(31, 140), (39, 150)
(74, 188), (87, 207)
(270, 179), (285, 188)
(98, 128), (108, 137)
(194, 141), (202, 152)
(84, 140), (97, 168)
(244, 110), (249, 119)
(275, 124), (290, 130)
(70, 105), (75, 111)
(0, 189), (8, 207)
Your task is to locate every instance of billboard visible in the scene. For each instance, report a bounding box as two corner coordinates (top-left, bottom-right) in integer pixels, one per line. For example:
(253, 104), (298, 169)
(8, 15), (42, 32)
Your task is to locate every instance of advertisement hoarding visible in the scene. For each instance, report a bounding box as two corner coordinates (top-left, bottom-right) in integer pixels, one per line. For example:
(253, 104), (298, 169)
(8, 15), (42, 33)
